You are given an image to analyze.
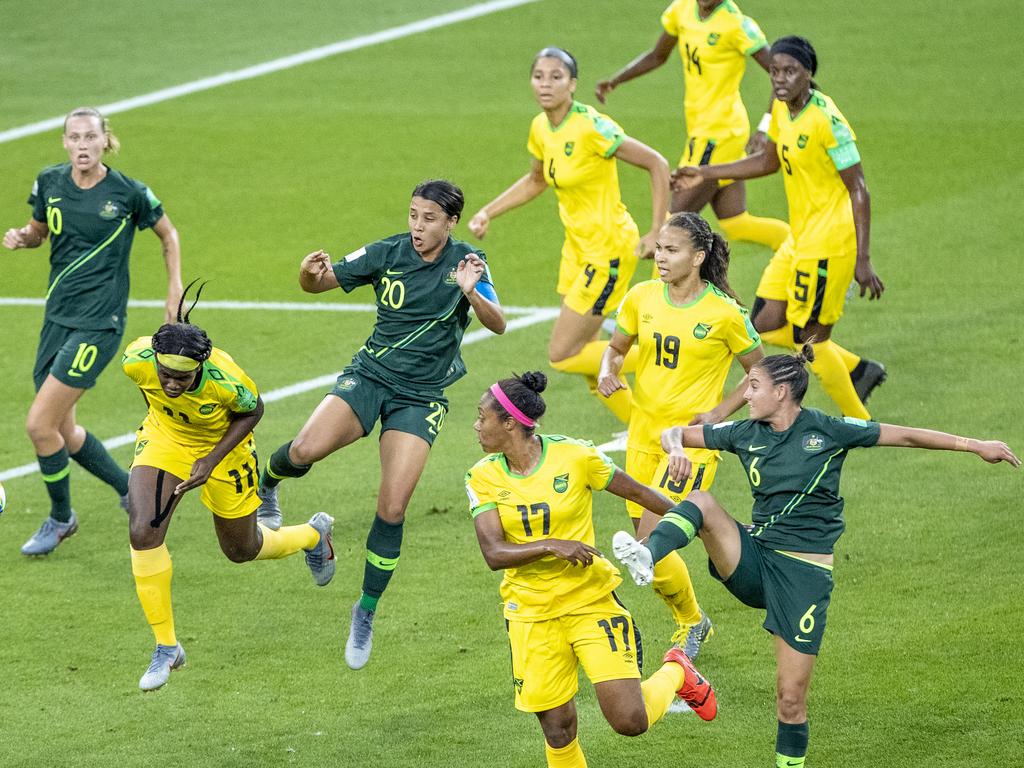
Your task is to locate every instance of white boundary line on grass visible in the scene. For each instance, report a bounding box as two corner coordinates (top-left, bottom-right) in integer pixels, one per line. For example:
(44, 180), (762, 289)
(0, 307), (559, 483)
(0, 0), (540, 145)
(0, 297), (553, 316)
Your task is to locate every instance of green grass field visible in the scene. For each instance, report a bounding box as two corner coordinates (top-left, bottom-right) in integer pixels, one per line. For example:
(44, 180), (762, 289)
(1, 1), (1022, 765)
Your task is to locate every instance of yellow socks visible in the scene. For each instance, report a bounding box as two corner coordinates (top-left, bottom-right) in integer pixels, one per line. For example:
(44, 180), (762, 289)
(255, 522), (319, 560)
(552, 341), (637, 424)
(641, 662), (687, 726)
(810, 341), (870, 419)
(545, 737), (588, 768)
(833, 343), (860, 372)
(718, 211), (791, 251)
(757, 324), (797, 349)
(653, 551), (702, 630)
(130, 544), (176, 646)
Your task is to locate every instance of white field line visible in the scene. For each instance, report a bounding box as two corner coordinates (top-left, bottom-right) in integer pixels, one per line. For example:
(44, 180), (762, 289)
(0, 0), (540, 144)
(0, 298), (554, 316)
(0, 307), (558, 483)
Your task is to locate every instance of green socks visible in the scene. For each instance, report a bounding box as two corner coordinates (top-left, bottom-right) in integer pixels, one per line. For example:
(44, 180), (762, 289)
(776, 720), (809, 767)
(362, 515), (403, 605)
(38, 448), (72, 522)
(262, 441), (312, 489)
(70, 431), (129, 496)
(647, 500), (704, 563)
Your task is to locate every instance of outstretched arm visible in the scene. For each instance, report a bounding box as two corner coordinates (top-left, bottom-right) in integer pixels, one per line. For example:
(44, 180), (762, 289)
(468, 159), (547, 239)
(674, 143), (780, 190)
(661, 425), (710, 483)
(876, 425), (1019, 466)
(605, 468), (675, 516)
(474, 509), (600, 570)
(689, 346), (764, 425)
(595, 32), (677, 104)
(613, 137), (671, 258)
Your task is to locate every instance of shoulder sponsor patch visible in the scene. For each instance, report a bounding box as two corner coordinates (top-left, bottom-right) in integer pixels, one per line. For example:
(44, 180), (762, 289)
(712, 421), (735, 429)
(344, 247), (366, 262)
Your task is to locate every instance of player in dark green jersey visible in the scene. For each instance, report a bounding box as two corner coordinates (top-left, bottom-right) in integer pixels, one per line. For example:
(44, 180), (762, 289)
(3, 107), (183, 557)
(611, 344), (1018, 768)
(256, 179), (505, 669)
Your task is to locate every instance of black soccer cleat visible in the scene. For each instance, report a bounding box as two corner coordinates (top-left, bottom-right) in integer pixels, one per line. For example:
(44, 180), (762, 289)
(851, 360), (886, 404)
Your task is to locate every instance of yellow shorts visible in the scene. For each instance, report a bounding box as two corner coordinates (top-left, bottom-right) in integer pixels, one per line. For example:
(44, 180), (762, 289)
(507, 592), (641, 712)
(625, 446), (719, 519)
(756, 238), (855, 328)
(678, 133), (747, 188)
(557, 244), (638, 317)
(132, 426), (261, 520)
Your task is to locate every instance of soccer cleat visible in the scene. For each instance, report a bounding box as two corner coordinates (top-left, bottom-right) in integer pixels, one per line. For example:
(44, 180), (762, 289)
(256, 484), (282, 531)
(345, 603), (375, 670)
(304, 513), (336, 587)
(21, 512), (79, 556)
(663, 646), (717, 721)
(671, 611), (715, 662)
(612, 530), (654, 586)
(851, 360), (887, 404)
(139, 643), (186, 691)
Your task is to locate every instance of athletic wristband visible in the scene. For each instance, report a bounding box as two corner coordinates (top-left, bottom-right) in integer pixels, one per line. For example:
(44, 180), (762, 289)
(757, 112), (771, 133)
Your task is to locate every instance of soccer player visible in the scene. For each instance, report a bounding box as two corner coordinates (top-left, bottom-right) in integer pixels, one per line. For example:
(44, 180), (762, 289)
(468, 47), (670, 424)
(466, 372), (716, 768)
(595, 0), (790, 251)
(675, 36), (886, 420)
(256, 179), (505, 670)
(597, 212), (763, 657)
(612, 346), (1020, 768)
(3, 107), (183, 556)
(122, 284), (334, 691)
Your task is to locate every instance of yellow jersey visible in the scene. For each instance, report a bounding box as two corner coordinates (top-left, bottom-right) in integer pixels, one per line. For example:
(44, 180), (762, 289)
(122, 336), (260, 450)
(767, 90), (861, 259)
(616, 280), (760, 456)
(465, 435), (621, 622)
(661, 0), (768, 139)
(527, 101), (639, 265)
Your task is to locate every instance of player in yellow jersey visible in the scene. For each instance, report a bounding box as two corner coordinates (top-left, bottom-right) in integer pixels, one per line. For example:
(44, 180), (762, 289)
(121, 284), (335, 691)
(597, 212), (763, 657)
(466, 371), (716, 768)
(595, 0), (789, 252)
(676, 36), (886, 421)
(468, 47), (670, 425)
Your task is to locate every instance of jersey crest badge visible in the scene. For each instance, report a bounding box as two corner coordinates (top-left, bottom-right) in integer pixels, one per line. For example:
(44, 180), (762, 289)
(797, 134), (809, 149)
(564, 141), (575, 157)
(802, 433), (825, 452)
(134, 439), (149, 456)
(444, 267), (459, 286)
(553, 473), (569, 493)
(641, 312), (654, 323)
(99, 200), (122, 220)
(706, 32), (720, 45)
(693, 322), (712, 339)
(337, 376), (358, 392)
(198, 403), (216, 415)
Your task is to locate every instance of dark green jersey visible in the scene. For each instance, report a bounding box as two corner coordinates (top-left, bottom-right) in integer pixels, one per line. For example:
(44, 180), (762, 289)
(703, 408), (880, 553)
(331, 233), (496, 393)
(28, 163), (164, 333)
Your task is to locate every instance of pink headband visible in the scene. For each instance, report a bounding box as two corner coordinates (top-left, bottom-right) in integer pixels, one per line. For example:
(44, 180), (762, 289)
(490, 383), (536, 428)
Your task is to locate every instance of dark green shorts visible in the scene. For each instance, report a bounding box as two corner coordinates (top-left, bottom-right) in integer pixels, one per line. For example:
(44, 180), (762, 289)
(33, 322), (123, 391)
(329, 367), (448, 446)
(709, 520), (834, 655)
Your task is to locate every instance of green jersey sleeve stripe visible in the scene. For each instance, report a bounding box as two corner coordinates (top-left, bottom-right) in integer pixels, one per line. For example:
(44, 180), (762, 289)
(471, 502), (498, 518)
(602, 134), (625, 159)
(828, 142), (861, 171)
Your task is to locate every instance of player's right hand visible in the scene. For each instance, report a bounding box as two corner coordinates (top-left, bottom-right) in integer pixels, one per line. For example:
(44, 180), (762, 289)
(594, 80), (615, 104)
(546, 539), (601, 567)
(300, 249), (331, 276)
(666, 448), (693, 484)
(596, 373), (626, 397)
(468, 210), (489, 239)
(3, 227), (26, 249)
(670, 166), (705, 192)
(975, 440), (1021, 467)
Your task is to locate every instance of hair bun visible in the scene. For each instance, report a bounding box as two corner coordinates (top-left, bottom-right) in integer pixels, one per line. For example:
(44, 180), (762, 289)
(519, 371), (548, 394)
(796, 342), (816, 365)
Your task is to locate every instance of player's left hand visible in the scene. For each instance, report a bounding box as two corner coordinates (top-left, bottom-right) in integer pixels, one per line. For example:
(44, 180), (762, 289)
(854, 260), (884, 299)
(163, 287), (183, 324)
(671, 166), (705, 192)
(666, 448), (692, 484)
(975, 441), (1020, 467)
(636, 230), (658, 259)
(688, 409), (721, 426)
(176, 456), (216, 494)
(457, 254), (486, 295)
(745, 131), (768, 155)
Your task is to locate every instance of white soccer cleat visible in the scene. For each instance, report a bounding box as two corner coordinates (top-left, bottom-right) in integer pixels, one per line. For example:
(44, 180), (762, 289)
(345, 603), (375, 670)
(612, 530), (654, 586)
(139, 643), (186, 691)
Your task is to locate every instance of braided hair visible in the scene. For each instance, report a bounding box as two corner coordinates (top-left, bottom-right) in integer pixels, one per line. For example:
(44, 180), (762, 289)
(665, 212), (740, 303)
(151, 279), (213, 363)
(754, 343), (816, 403)
(490, 371), (548, 433)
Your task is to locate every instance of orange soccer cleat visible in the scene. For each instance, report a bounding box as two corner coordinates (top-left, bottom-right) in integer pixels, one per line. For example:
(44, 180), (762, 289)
(663, 646), (718, 721)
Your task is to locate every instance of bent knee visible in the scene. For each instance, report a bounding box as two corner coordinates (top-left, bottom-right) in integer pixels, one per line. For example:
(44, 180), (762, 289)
(288, 435), (322, 466)
(686, 490), (717, 512)
(609, 711), (649, 737)
(221, 542), (258, 563)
